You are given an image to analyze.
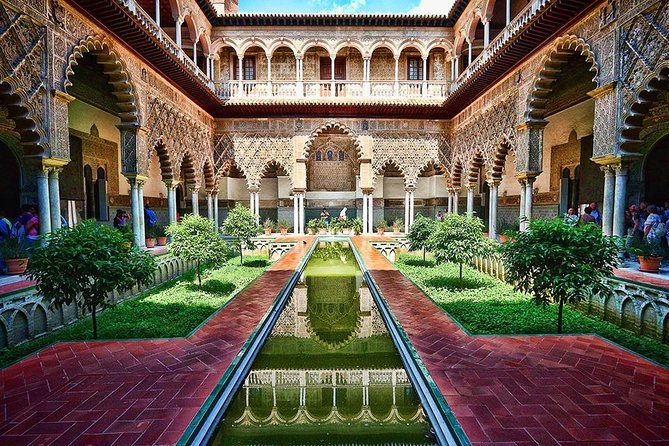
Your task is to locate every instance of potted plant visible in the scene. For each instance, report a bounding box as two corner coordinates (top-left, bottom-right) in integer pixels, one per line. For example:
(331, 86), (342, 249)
(317, 219), (328, 235)
(498, 219), (519, 243)
(376, 219), (387, 235)
(392, 218), (404, 234)
(627, 236), (666, 273)
(118, 225), (133, 247)
(145, 226), (157, 248)
(263, 218), (275, 236)
(0, 237), (29, 275)
(350, 218), (363, 235)
(307, 219), (319, 235)
(339, 220), (351, 235)
(155, 225), (168, 246)
(277, 220), (290, 235)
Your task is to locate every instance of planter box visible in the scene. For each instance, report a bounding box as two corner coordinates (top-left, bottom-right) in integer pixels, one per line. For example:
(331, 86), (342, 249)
(145, 238), (156, 248)
(156, 237), (168, 246)
(5, 258), (28, 275)
(638, 256), (663, 273)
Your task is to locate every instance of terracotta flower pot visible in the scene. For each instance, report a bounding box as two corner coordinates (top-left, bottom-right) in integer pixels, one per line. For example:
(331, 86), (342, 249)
(638, 256), (663, 273)
(499, 234), (509, 243)
(377, 228), (385, 235)
(123, 241), (132, 248)
(156, 236), (168, 246)
(318, 228), (327, 235)
(5, 258), (28, 275)
(145, 237), (156, 248)
(342, 228), (351, 235)
(308, 228), (315, 235)
(280, 228), (288, 234)
(264, 228), (272, 236)
(393, 228), (401, 234)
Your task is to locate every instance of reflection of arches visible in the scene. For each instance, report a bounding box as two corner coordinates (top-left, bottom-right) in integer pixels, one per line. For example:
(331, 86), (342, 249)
(525, 35), (598, 123)
(643, 133), (669, 204)
(64, 35), (141, 125)
(0, 139), (21, 219)
(640, 305), (658, 339)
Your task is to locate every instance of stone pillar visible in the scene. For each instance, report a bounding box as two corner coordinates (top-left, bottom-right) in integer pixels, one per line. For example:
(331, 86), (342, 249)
(484, 20), (490, 47)
(254, 191), (260, 224)
(363, 57), (370, 97)
(404, 190), (410, 233)
(296, 57), (303, 97)
(466, 186), (474, 216)
(409, 189), (415, 226)
(421, 56), (428, 97)
(237, 56), (243, 95)
(213, 192), (219, 228)
(488, 181), (499, 239)
(267, 55), (273, 97)
(601, 165), (615, 236)
(394, 56), (400, 96)
(518, 178), (526, 231)
(453, 189), (459, 214)
(155, 0), (160, 26)
(467, 40), (473, 65)
(330, 55), (336, 96)
(298, 193), (305, 234)
(524, 177), (536, 231)
(166, 182), (176, 225)
(36, 167), (51, 238)
(207, 192), (214, 220)
(613, 164), (628, 238)
(455, 57), (459, 78)
(362, 194), (369, 234)
(506, 0), (511, 25)
(191, 187), (199, 215)
(138, 181), (146, 247)
(367, 192), (374, 234)
(128, 178), (142, 247)
(48, 168), (62, 231)
(175, 17), (183, 48)
(447, 192), (453, 214)
(293, 193), (299, 235)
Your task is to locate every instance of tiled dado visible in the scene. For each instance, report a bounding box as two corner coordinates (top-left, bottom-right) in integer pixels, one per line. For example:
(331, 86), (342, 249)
(0, 239), (314, 446)
(351, 237), (669, 446)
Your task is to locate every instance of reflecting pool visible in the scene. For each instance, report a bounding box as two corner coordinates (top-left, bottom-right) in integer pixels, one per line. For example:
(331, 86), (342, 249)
(211, 242), (437, 446)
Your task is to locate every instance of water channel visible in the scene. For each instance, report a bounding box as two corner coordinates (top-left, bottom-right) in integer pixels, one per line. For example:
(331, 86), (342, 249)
(211, 241), (437, 446)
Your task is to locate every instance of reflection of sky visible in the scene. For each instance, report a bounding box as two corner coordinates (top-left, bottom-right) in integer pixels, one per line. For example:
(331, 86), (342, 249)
(238, 0), (456, 15)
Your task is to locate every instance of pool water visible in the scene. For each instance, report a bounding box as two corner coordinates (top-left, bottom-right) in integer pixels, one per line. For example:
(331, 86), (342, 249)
(211, 242), (437, 446)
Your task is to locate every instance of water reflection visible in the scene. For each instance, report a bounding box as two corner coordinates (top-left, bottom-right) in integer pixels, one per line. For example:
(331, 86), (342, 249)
(211, 243), (436, 446)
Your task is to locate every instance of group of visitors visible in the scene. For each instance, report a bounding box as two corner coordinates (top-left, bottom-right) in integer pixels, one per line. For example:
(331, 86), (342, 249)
(320, 207), (348, 224)
(112, 204), (157, 234)
(626, 200), (669, 244)
(564, 202), (602, 226)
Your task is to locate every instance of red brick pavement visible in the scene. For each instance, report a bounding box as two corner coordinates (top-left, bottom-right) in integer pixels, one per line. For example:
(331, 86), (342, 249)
(351, 237), (669, 446)
(0, 239), (314, 446)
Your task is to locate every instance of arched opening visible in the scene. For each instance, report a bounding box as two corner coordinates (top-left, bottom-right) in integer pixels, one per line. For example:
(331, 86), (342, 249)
(259, 161), (289, 225)
(398, 45), (425, 97)
(94, 166), (108, 221)
(370, 45), (395, 96)
(379, 160), (405, 224)
(302, 45), (334, 98)
(640, 305), (658, 339)
(0, 139), (21, 220)
(235, 45), (264, 96)
(84, 164), (94, 219)
(621, 299), (636, 332)
(419, 161), (447, 220)
(332, 46), (364, 97)
(214, 44), (239, 97)
(306, 128), (361, 222)
(643, 134), (669, 205)
(269, 45), (297, 97)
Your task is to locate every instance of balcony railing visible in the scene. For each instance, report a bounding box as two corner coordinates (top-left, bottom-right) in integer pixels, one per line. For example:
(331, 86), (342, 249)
(216, 80), (451, 101)
(116, 0), (214, 89)
(452, 0), (551, 91)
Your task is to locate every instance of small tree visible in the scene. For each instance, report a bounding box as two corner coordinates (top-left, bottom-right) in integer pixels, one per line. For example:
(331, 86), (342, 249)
(222, 204), (261, 265)
(167, 214), (228, 287)
(27, 221), (156, 338)
(426, 214), (492, 286)
(501, 218), (619, 333)
(408, 214), (439, 261)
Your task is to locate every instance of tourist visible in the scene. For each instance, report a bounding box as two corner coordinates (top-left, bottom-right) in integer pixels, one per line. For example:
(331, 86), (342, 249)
(320, 207), (330, 222)
(23, 207), (40, 254)
(565, 208), (578, 222)
(664, 201), (669, 223)
(579, 206), (596, 225)
(0, 210), (11, 241)
(627, 205), (642, 238)
(644, 205), (664, 242)
(113, 209), (128, 228)
(339, 207), (347, 221)
(435, 210), (443, 221)
(144, 203), (157, 229)
(589, 202), (602, 225)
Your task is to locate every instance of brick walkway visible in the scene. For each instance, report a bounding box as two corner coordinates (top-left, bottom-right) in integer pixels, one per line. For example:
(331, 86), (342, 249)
(351, 237), (669, 446)
(0, 239), (313, 446)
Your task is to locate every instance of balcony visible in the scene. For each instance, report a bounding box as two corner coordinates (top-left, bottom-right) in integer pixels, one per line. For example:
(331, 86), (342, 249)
(215, 80), (450, 101)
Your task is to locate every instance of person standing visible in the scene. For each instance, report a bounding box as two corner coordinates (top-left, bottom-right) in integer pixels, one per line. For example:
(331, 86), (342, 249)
(579, 206), (596, 225)
(144, 204), (157, 231)
(435, 210), (443, 221)
(565, 208), (578, 223)
(589, 202), (602, 225)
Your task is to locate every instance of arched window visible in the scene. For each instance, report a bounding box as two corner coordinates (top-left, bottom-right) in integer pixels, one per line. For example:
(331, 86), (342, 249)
(315, 150), (322, 161)
(84, 165), (94, 219)
(338, 150), (345, 161)
(327, 150), (333, 161)
(94, 166), (108, 221)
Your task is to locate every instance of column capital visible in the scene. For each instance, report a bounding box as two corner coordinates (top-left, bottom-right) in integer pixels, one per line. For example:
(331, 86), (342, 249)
(516, 120), (548, 132)
(125, 174), (149, 186)
(361, 188), (374, 195)
(587, 81), (617, 99)
(515, 171), (540, 182)
(42, 157), (69, 169)
(486, 178), (501, 187)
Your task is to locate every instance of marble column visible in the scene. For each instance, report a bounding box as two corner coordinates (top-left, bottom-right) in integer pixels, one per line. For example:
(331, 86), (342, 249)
(447, 192), (453, 214)
(207, 192), (214, 220)
(367, 193), (374, 234)
(293, 194), (299, 235)
(518, 178), (526, 231)
(298, 193), (305, 234)
(394, 56), (400, 95)
(453, 189), (459, 214)
(175, 18), (182, 48)
(362, 194), (369, 235)
(466, 186), (474, 216)
(138, 181), (146, 247)
(213, 192), (219, 228)
(409, 190), (415, 226)
(36, 167), (51, 238)
(602, 165), (615, 236)
(524, 177), (535, 231)
(166, 182), (176, 225)
(404, 190), (410, 233)
(191, 188), (199, 215)
(254, 191), (260, 224)
(488, 181), (499, 239)
(613, 165), (628, 238)
(484, 20), (490, 47)
(128, 178), (142, 247)
(48, 168), (62, 231)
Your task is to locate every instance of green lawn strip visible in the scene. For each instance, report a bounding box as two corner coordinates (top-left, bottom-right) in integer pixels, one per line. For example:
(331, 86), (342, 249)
(395, 253), (669, 367)
(0, 255), (270, 369)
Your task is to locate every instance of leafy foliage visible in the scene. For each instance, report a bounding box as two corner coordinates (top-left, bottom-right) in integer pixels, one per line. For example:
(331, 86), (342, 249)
(349, 218), (364, 235)
(222, 204), (261, 265)
(26, 221), (156, 338)
(263, 218), (275, 230)
(392, 218), (404, 229)
(0, 236), (28, 259)
(501, 218), (619, 333)
(626, 235), (667, 259)
(167, 214), (228, 286)
(396, 253), (669, 366)
(407, 214), (438, 261)
(1, 255), (268, 368)
(426, 214), (493, 284)
(375, 219), (388, 229)
(277, 219), (291, 230)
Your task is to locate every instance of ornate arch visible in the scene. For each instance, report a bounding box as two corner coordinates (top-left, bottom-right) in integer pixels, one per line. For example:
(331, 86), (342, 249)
(397, 39), (428, 58)
(238, 38), (270, 57)
(299, 39), (335, 58)
(175, 149), (198, 188)
(64, 35), (141, 125)
(368, 40), (399, 58)
(333, 40), (366, 57)
(267, 39), (299, 58)
(525, 35), (599, 123)
(210, 38), (239, 56)
(303, 121), (363, 160)
(467, 149), (486, 185)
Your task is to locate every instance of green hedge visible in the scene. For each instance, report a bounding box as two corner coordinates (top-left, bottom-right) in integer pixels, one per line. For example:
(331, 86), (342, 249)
(0, 255), (269, 369)
(396, 253), (669, 367)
